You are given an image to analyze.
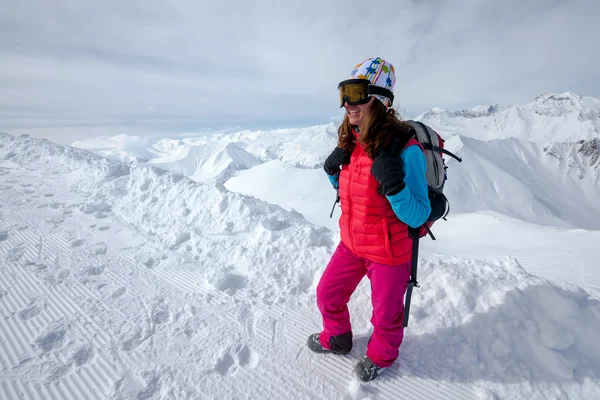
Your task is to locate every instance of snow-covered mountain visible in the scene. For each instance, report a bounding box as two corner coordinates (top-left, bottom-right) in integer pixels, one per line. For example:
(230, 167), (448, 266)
(71, 94), (600, 231)
(149, 141), (261, 183)
(72, 134), (157, 164)
(416, 92), (600, 144)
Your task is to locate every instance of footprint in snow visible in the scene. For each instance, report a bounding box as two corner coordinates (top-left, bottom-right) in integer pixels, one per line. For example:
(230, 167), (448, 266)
(215, 344), (260, 375)
(49, 214), (65, 226)
(261, 217), (291, 231)
(215, 353), (236, 375)
(237, 344), (260, 368)
(110, 286), (127, 299)
(170, 232), (191, 249)
(45, 363), (73, 382)
(99, 226), (110, 231)
(50, 269), (71, 285)
(151, 304), (171, 325)
(70, 239), (85, 247)
(35, 326), (68, 353)
(94, 211), (108, 219)
(43, 193), (54, 197)
(7, 245), (25, 262)
(0, 230), (8, 241)
(71, 344), (95, 366)
(92, 244), (108, 255)
(84, 265), (106, 276)
(215, 272), (248, 294)
(18, 300), (46, 320)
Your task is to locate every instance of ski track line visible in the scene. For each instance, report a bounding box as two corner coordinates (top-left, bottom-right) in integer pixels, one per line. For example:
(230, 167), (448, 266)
(0, 163), (479, 399)
(1, 220), (129, 395)
(0, 177), (218, 399)
(1, 285), (119, 399)
(1, 262), (121, 400)
(3, 193), (156, 270)
(3, 204), (138, 341)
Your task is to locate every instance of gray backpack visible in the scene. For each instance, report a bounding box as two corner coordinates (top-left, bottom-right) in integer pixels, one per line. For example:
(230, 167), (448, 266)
(391, 120), (463, 239)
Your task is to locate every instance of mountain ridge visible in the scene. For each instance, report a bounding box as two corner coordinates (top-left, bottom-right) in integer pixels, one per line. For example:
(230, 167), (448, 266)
(415, 92), (600, 144)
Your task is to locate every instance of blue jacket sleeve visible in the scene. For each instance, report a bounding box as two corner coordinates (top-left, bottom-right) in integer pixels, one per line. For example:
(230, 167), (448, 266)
(385, 146), (431, 228)
(327, 172), (339, 189)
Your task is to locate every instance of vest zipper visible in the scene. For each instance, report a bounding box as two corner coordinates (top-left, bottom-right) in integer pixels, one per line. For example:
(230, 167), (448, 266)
(347, 164), (354, 248)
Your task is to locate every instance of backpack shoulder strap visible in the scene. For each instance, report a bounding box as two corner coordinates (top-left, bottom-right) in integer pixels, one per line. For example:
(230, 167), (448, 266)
(408, 120), (463, 162)
(388, 124), (422, 158)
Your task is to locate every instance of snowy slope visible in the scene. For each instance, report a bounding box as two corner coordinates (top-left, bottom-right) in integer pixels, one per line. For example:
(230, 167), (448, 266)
(416, 92), (600, 144)
(2, 133), (600, 400)
(444, 136), (600, 229)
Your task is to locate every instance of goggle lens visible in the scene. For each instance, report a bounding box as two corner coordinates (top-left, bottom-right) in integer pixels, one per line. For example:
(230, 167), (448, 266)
(338, 80), (370, 108)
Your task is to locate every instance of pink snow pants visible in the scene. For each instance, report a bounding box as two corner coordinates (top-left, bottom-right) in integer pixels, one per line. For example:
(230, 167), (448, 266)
(317, 241), (411, 368)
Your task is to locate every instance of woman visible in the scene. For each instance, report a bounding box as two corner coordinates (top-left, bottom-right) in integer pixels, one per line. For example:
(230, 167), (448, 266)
(307, 57), (431, 382)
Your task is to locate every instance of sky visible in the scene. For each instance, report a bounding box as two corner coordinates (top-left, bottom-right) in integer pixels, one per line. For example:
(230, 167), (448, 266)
(1, 0), (599, 142)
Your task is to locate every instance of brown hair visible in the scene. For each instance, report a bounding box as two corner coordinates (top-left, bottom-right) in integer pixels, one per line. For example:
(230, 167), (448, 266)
(338, 99), (415, 159)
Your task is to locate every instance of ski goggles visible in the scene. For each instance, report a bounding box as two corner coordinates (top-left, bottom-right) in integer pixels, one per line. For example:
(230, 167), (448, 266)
(338, 79), (394, 108)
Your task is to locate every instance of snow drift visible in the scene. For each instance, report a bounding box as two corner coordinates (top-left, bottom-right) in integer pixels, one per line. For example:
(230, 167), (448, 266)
(1, 133), (333, 306)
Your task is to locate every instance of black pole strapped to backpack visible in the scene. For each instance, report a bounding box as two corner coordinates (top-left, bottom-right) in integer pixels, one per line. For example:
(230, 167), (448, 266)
(403, 227), (421, 327)
(329, 192), (340, 218)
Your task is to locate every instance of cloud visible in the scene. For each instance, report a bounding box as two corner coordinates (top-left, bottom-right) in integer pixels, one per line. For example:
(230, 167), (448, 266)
(0, 0), (598, 139)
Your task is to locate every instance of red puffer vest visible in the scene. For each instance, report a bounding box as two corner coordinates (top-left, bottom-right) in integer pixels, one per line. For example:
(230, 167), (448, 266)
(338, 133), (421, 265)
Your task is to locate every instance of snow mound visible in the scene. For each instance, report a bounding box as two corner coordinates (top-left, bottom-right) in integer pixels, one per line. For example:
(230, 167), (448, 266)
(1, 134), (130, 190)
(0, 132), (333, 304)
(395, 255), (600, 398)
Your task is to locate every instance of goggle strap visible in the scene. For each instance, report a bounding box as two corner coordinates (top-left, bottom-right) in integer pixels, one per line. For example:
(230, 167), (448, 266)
(367, 85), (394, 105)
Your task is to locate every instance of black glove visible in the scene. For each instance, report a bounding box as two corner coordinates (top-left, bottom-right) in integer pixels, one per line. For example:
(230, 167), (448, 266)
(324, 147), (350, 176)
(370, 151), (405, 195)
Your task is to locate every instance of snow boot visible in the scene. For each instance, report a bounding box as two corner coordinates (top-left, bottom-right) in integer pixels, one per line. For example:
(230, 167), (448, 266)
(354, 355), (385, 382)
(306, 331), (352, 355)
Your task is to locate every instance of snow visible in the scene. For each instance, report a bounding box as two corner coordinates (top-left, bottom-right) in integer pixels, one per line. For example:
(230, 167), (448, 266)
(415, 92), (600, 144)
(1, 94), (600, 400)
(72, 135), (157, 164)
